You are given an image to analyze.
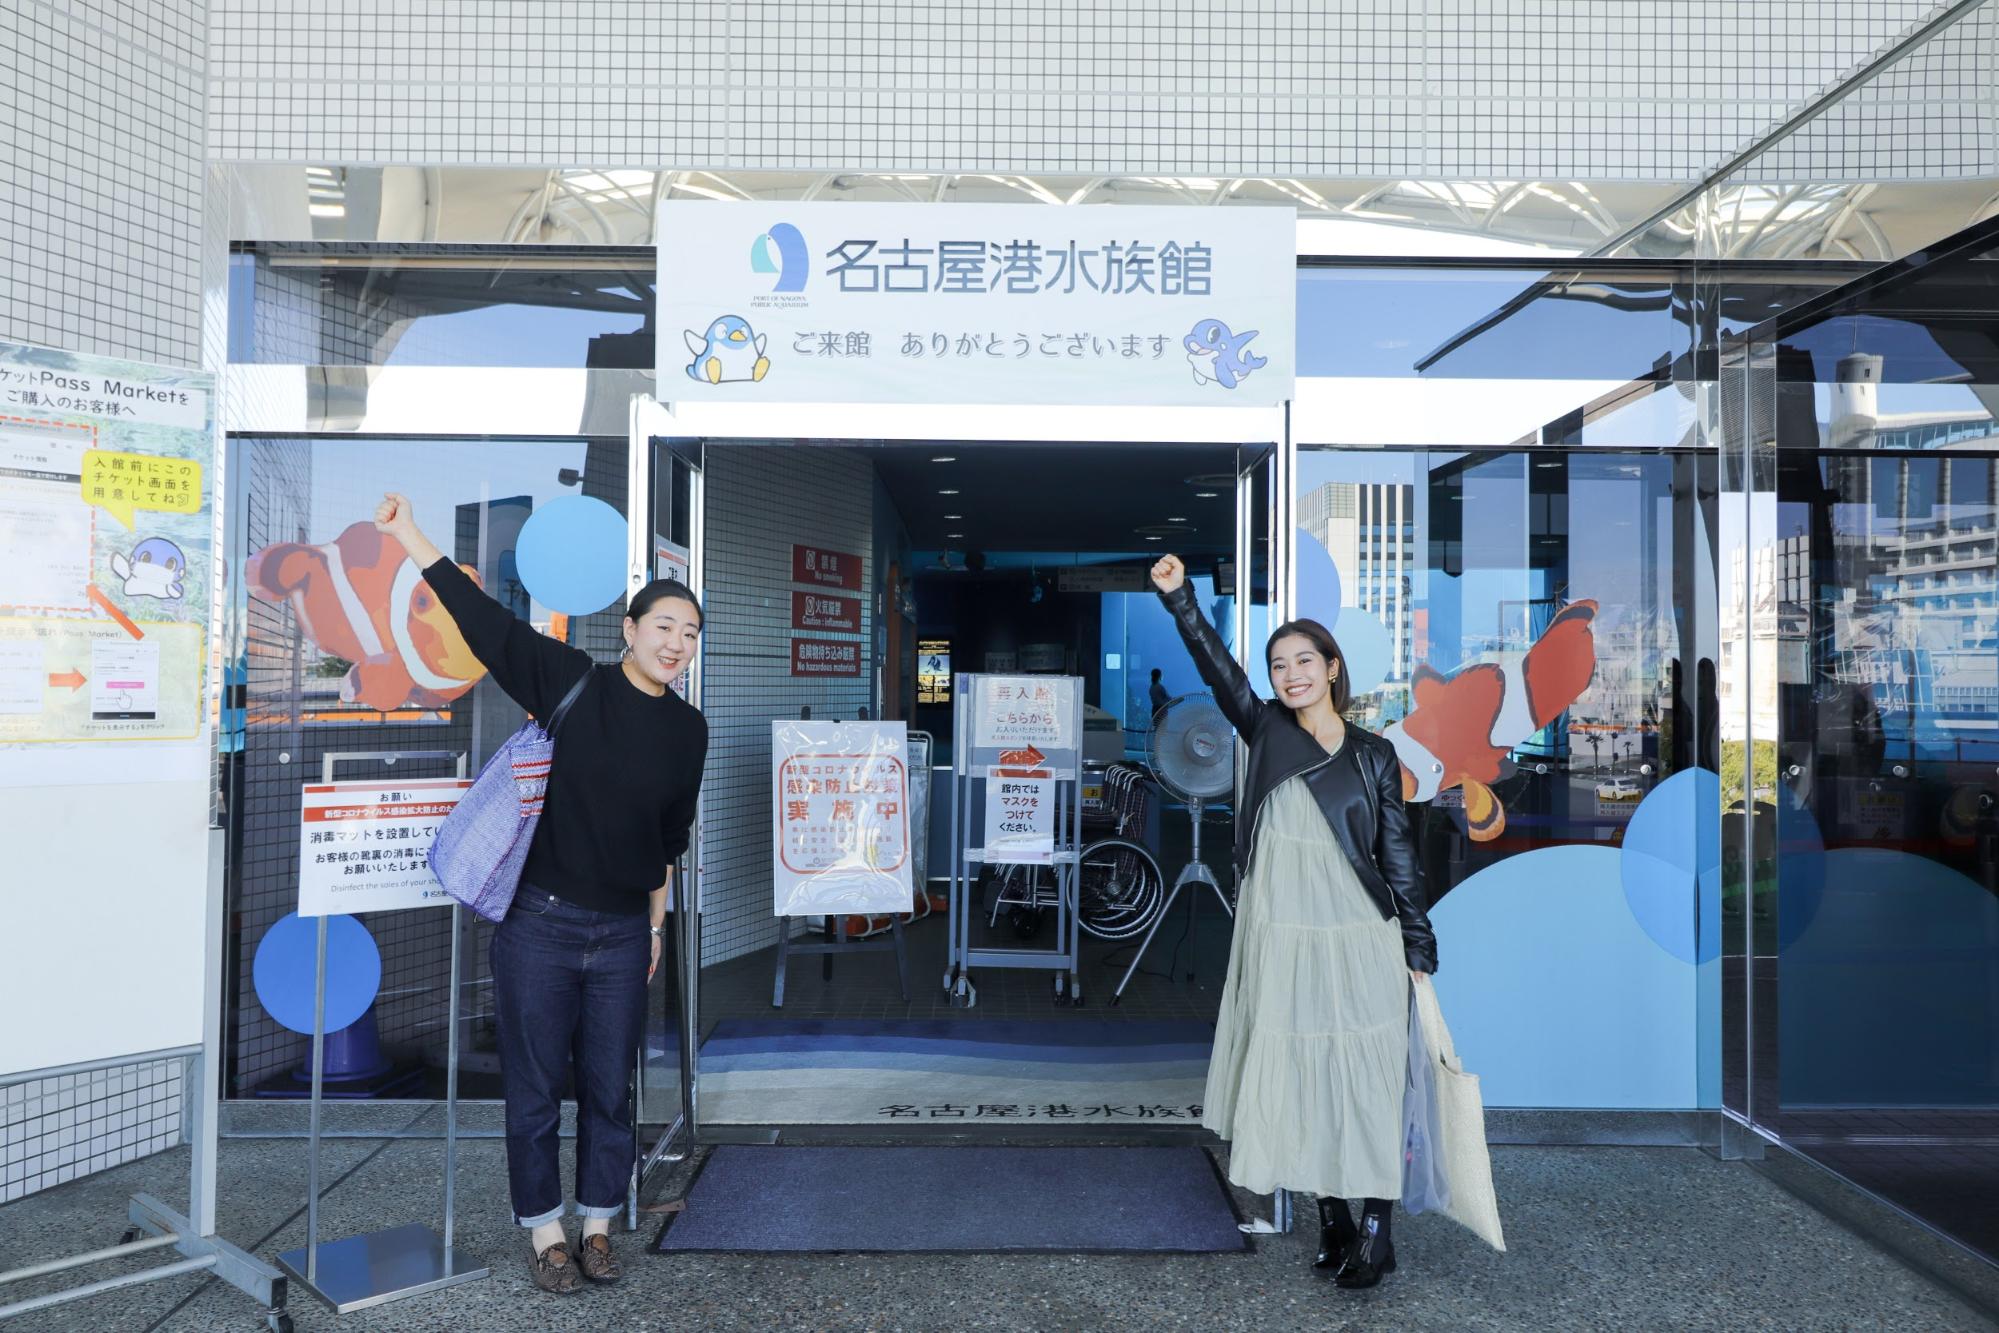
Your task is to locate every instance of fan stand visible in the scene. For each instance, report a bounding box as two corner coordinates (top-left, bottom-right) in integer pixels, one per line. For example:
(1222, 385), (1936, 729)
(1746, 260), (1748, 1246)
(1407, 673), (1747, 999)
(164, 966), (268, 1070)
(1109, 793), (1233, 1004)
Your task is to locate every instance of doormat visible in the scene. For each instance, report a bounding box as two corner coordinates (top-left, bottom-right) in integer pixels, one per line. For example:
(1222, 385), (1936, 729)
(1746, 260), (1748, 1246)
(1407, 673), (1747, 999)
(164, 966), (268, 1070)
(651, 1019), (1213, 1126)
(653, 1145), (1247, 1254)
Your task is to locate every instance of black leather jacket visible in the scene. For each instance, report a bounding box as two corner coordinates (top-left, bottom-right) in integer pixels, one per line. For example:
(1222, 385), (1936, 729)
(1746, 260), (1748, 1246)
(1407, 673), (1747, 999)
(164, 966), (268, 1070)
(1161, 582), (1439, 974)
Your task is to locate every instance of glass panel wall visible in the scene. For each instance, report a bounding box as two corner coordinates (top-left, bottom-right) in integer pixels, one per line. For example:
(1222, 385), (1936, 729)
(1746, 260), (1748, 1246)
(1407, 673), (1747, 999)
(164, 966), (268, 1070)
(1730, 221), (1999, 1265)
(229, 246), (654, 368)
(1299, 446), (1716, 1111)
(223, 435), (629, 1107)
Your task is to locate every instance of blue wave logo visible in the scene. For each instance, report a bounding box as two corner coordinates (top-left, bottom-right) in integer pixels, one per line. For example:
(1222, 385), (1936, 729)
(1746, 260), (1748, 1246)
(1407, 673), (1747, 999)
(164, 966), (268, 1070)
(750, 222), (809, 293)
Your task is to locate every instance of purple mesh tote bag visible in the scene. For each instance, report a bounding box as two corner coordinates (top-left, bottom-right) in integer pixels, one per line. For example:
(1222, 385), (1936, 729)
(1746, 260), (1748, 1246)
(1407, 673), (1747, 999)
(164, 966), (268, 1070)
(428, 669), (592, 922)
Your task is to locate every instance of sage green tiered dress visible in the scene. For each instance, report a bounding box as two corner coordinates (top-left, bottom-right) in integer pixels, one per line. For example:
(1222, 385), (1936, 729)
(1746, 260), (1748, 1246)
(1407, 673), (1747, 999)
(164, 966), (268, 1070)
(1202, 757), (1409, 1200)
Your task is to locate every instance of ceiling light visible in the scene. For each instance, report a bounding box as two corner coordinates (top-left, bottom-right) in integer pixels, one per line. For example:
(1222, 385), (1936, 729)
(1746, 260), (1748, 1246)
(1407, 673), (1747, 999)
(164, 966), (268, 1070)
(1195, 491), (1220, 498)
(948, 532), (965, 538)
(1168, 517), (1188, 523)
(944, 513), (963, 520)
(931, 455), (957, 463)
(938, 489), (960, 495)
(1145, 536), (1163, 542)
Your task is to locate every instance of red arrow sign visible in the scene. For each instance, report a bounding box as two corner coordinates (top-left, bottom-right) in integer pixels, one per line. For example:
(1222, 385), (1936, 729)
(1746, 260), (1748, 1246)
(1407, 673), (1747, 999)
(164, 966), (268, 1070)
(48, 670), (86, 692)
(998, 746), (1046, 769)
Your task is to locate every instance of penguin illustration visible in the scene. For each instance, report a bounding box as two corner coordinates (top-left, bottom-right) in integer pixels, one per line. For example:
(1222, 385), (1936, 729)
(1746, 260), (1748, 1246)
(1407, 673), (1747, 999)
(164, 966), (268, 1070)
(109, 537), (188, 601)
(246, 522), (488, 710)
(683, 315), (770, 385)
(1382, 600), (1600, 842)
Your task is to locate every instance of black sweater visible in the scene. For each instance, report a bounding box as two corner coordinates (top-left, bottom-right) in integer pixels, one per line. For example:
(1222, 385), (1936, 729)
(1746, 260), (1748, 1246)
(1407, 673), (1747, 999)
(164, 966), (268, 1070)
(424, 557), (707, 916)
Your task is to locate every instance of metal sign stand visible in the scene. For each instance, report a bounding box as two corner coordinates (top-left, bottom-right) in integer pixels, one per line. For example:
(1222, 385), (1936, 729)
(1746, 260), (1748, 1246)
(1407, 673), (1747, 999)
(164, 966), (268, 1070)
(945, 675), (1085, 1008)
(275, 750), (489, 1314)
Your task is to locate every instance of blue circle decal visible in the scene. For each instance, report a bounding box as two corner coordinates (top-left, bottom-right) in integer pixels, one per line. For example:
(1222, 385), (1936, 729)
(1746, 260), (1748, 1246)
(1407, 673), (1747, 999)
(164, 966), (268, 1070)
(253, 912), (382, 1035)
(1295, 527), (1343, 628)
(516, 495), (627, 615)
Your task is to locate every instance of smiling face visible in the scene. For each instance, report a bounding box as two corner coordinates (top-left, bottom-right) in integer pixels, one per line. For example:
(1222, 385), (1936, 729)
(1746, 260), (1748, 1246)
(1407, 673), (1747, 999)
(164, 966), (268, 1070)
(624, 596), (702, 688)
(1268, 631), (1339, 713)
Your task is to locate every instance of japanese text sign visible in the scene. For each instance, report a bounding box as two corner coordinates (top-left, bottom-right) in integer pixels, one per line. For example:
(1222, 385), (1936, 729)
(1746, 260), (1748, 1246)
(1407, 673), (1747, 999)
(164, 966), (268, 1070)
(0, 340), (215, 762)
(297, 780), (471, 915)
(973, 675), (1078, 752)
(772, 720), (913, 916)
(984, 768), (1056, 865)
(792, 543), (862, 590)
(658, 202), (1296, 407)
(82, 450), (203, 530)
(792, 589), (861, 633)
(792, 637), (862, 677)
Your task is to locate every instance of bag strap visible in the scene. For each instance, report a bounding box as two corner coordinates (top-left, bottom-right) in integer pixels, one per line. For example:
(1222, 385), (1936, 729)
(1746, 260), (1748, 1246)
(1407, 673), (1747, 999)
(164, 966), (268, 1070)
(541, 668), (593, 741)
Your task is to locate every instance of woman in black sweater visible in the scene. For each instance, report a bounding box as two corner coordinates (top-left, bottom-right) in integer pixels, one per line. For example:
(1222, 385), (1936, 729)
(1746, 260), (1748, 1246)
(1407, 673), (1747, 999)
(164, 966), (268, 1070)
(374, 493), (707, 1294)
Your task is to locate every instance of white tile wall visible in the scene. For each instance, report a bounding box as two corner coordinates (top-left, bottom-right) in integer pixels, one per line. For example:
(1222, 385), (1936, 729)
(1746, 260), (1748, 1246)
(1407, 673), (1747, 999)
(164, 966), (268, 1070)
(203, 0), (1965, 180)
(0, 0), (207, 1205)
(1, 0), (206, 362)
(700, 444), (875, 967)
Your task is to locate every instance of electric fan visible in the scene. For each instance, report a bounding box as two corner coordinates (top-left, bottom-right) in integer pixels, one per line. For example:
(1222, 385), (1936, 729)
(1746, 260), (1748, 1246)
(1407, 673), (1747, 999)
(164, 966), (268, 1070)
(1110, 693), (1238, 1003)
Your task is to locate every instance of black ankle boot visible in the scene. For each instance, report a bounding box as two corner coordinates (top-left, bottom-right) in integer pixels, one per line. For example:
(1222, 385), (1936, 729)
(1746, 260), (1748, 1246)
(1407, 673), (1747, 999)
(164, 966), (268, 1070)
(1312, 1196), (1357, 1272)
(1334, 1201), (1397, 1289)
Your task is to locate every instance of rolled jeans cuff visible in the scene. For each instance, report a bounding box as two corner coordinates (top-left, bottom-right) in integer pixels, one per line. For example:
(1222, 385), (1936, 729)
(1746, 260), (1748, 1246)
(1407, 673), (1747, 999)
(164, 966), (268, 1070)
(515, 1203), (566, 1229)
(575, 1200), (624, 1220)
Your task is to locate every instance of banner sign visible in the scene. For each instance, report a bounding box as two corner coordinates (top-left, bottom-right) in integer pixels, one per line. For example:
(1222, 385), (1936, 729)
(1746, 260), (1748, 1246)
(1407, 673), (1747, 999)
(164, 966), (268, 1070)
(793, 543), (862, 590)
(297, 779), (471, 915)
(793, 637), (862, 677)
(973, 675), (1079, 751)
(792, 589), (861, 633)
(772, 720), (912, 915)
(0, 340), (215, 758)
(658, 201), (1297, 407)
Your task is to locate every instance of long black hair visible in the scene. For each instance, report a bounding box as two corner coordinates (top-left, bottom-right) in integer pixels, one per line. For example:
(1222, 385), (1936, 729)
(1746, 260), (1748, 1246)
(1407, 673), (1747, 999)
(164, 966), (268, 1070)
(1265, 618), (1350, 713)
(627, 578), (704, 630)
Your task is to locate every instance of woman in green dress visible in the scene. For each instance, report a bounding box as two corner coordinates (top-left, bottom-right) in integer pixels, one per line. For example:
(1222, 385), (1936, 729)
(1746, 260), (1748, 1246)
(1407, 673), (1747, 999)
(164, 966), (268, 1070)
(1151, 553), (1438, 1289)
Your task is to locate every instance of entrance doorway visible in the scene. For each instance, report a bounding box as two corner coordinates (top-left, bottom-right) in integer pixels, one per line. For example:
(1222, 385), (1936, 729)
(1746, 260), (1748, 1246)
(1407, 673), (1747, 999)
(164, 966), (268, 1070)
(645, 434), (1279, 1137)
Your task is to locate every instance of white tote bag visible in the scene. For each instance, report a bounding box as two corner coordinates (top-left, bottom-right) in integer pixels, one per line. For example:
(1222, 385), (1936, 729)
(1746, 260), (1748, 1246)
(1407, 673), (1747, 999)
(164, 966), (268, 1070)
(1412, 979), (1507, 1252)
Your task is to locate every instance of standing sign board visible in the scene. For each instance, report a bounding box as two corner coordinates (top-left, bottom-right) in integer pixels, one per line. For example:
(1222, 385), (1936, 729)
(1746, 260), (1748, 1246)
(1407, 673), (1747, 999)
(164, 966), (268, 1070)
(772, 719), (913, 915)
(945, 675), (1087, 1007)
(658, 202), (1296, 407)
(297, 780), (472, 916)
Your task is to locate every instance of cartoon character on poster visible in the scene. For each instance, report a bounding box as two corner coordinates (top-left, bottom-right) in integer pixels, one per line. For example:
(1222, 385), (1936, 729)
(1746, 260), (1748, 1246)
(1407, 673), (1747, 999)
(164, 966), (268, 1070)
(1383, 600), (1601, 842)
(247, 521), (489, 710)
(109, 537), (189, 602)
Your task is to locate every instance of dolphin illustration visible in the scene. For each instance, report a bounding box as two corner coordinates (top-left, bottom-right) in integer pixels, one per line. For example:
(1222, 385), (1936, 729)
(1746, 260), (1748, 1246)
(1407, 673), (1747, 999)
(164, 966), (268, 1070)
(1184, 318), (1267, 390)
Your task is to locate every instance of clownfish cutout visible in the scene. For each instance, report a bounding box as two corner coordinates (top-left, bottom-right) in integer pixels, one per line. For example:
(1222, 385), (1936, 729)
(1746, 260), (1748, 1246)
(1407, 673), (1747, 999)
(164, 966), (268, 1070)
(1381, 599), (1600, 843)
(247, 522), (489, 710)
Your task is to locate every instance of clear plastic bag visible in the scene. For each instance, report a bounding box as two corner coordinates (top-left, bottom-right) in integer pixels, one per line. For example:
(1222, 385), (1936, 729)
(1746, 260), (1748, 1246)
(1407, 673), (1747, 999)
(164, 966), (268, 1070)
(1401, 986), (1453, 1215)
(771, 719), (915, 917)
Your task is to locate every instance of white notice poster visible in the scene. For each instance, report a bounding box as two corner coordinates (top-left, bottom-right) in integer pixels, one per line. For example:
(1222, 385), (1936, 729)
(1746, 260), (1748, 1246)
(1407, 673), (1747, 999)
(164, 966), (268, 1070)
(973, 675), (1078, 752)
(772, 720), (913, 916)
(298, 780), (471, 916)
(984, 767), (1056, 864)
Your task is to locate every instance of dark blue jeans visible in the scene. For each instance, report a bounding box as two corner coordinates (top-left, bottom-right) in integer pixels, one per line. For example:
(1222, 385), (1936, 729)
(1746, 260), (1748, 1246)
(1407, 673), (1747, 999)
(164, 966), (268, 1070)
(490, 887), (648, 1227)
